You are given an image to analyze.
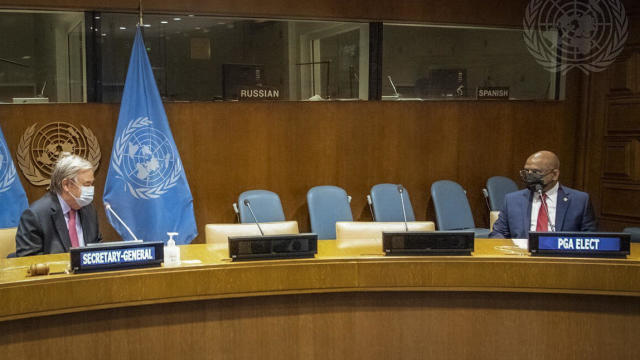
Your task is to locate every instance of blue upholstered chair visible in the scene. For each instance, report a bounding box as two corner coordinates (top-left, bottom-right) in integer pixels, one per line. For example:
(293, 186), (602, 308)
(484, 176), (518, 211)
(430, 180), (490, 238)
(624, 227), (640, 243)
(368, 183), (415, 222)
(234, 190), (286, 223)
(307, 186), (353, 240)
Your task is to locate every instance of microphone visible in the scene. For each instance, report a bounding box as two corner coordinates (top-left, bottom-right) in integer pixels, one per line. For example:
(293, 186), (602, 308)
(104, 202), (140, 241)
(397, 185), (409, 232)
(534, 184), (555, 232)
(243, 199), (265, 236)
(366, 194), (376, 221)
(482, 188), (492, 212)
(232, 202), (240, 222)
(388, 76), (399, 97)
(39, 81), (47, 98)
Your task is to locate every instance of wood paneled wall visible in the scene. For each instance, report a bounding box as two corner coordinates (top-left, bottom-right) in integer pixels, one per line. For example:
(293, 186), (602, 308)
(577, 3), (640, 231)
(0, 90), (581, 242)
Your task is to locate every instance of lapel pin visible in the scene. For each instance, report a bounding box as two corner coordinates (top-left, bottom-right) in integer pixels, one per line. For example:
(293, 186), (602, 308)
(563, 197), (568, 202)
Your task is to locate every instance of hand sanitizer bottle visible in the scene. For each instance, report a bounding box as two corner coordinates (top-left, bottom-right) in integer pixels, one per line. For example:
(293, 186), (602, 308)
(164, 232), (181, 267)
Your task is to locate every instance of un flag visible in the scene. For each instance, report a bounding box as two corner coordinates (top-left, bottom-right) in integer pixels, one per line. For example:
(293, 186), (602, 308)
(103, 27), (197, 244)
(0, 124), (28, 228)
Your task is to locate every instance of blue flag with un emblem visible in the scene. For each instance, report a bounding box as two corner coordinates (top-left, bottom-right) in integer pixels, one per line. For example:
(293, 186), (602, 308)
(103, 27), (197, 244)
(0, 124), (28, 228)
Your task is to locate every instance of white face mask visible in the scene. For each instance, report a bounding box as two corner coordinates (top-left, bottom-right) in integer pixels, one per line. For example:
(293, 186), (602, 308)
(69, 180), (94, 207)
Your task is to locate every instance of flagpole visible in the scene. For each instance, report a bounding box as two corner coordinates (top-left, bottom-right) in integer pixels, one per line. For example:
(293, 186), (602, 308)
(138, 0), (143, 27)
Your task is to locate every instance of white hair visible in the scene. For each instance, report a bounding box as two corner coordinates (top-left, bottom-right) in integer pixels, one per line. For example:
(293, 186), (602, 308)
(49, 152), (93, 194)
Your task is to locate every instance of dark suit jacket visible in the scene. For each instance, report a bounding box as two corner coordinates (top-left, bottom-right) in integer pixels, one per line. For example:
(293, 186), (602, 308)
(16, 192), (102, 256)
(489, 185), (597, 239)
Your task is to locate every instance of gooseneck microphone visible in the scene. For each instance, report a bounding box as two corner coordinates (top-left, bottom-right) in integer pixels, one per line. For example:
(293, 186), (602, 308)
(388, 76), (399, 97)
(243, 199), (265, 236)
(104, 202), (140, 241)
(397, 185), (409, 232)
(366, 195), (376, 221)
(534, 184), (555, 232)
(232, 202), (240, 222)
(482, 188), (491, 212)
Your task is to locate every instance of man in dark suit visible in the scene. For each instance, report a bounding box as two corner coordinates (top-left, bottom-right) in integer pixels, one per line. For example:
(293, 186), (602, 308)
(490, 150), (596, 239)
(16, 153), (101, 256)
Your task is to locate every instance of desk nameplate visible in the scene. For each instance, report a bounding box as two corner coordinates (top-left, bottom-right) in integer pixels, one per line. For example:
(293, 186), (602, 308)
(382, 231), (474, 256)
(70, 241), (164, 273)
(529, 232), (630, 258)
(228, 233), (318, 261)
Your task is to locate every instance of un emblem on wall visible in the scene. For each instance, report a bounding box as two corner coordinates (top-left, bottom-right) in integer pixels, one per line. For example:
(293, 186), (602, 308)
(17, 122), (101, 186)
(0, 139), (18, 193)
(111, 117), (181, 200)
(523, 0), (628, 74)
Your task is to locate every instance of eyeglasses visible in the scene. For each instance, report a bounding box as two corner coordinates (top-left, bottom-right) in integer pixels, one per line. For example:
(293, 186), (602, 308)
(519, 169), (555, 177)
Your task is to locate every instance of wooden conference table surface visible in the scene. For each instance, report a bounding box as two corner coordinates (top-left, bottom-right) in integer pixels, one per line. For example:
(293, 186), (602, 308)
(1, 238), (639, 322)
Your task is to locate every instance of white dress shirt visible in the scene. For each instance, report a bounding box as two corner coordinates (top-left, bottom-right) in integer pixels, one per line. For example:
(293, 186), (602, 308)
(57, 193), (85, 247)
(530, 181), (559, 232)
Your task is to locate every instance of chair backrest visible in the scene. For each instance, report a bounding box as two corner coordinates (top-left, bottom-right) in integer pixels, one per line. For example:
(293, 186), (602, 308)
(369, 183), (416, 222)
(307, 186), (353, 240)
(624, 227), (640, 243)
(486, 176), (518, 211)
(0, 227), (17, 259)
(237, 190), (286, 223)
(336, 221), (435, 248)
(431, 180), (475, 230)
(205, 221), (299, 245)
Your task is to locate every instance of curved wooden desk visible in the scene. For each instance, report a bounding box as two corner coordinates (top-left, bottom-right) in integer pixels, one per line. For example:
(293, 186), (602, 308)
(1, 239), (639, 359)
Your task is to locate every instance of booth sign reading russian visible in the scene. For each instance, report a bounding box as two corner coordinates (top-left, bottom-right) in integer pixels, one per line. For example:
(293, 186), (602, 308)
(239, 86), (280, 101)
(17, 122), (101, 186)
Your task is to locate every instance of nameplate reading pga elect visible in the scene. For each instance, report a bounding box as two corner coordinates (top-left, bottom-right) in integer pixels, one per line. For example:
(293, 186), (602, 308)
(70, 241), (164, 273)
(528, 232), (630, 258)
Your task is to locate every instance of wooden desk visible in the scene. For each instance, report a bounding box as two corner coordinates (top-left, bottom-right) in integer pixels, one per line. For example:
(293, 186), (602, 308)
(1, 240), (639, 359)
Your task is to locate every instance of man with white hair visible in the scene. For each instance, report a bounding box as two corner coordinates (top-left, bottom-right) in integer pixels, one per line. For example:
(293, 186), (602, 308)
(16, 153), (102, 256)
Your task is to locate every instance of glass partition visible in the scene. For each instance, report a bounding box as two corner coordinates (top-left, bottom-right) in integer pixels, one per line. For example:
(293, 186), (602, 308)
(0, 9), (567, 104)
(0, 10), (86, 103)
(382, 23), (563, 101)
(97, 13), (369, 102)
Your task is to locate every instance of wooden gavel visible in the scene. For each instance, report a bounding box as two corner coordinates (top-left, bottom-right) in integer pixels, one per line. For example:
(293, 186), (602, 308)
(27, 263), (50, 276)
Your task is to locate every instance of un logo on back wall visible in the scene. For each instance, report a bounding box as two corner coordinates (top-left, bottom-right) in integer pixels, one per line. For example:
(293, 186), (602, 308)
(523, 0), (628, 74)
(112, 117), (182, 200)
(16, 122), (101, 186)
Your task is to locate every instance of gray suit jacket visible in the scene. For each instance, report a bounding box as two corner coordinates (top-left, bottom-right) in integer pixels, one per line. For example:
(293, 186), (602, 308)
(16, 192), (102, 256)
